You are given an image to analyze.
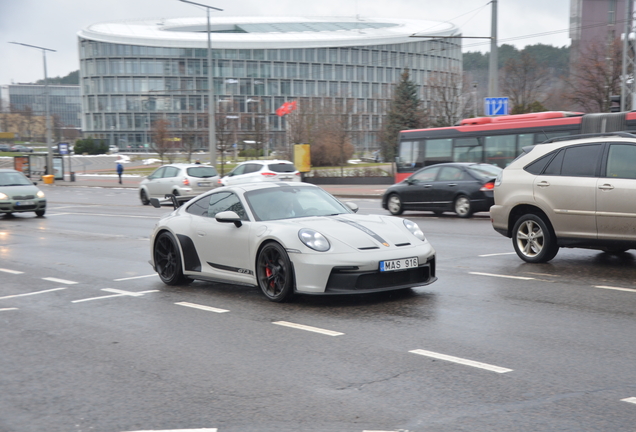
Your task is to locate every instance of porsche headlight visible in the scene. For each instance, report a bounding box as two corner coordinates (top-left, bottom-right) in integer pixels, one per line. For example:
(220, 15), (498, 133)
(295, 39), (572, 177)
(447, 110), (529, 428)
(0, 192), (7, 200)
(37, 190), (45, 198)
(299, 229), (330, 252)
(403, 219), (425, 241)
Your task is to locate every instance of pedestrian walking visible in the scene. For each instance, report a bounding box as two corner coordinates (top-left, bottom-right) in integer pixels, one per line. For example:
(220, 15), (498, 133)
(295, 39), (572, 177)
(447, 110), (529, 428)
(116, 162), (124, 184)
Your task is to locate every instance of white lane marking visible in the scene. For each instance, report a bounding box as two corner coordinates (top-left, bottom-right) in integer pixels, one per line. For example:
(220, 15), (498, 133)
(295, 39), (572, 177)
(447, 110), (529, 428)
(0, 287), (66, 300)
(0, 308), (19, 311)
(46, 212), (160, 219)
(595, 285), (636, 293)
(469, 272), (535, 281)
(478, 252), (517, 257)
(72, 289), (159, 303)
(621, 397), (636, 404)
(409, 349), (513, 374)
(0, 268), (24, 274)
(272, 321), (344, 336)
(114, 274), (158, 281)
(42, 277), (78, 285)
(176, 302), (229, 313)
(122, 429), (218, 432)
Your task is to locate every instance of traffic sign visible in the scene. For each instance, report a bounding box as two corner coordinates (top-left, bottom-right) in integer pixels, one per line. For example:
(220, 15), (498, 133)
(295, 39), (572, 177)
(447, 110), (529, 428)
(58, 142), (69, 155)
(484, 97), (509, 116)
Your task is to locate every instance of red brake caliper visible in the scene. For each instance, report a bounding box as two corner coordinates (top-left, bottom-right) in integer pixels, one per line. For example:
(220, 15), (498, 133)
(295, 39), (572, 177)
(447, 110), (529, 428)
(265, 265), (274, 287)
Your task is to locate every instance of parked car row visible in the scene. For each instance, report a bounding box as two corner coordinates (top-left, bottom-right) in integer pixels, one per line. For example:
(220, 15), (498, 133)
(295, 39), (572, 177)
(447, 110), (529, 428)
(0, 144), (34, 152)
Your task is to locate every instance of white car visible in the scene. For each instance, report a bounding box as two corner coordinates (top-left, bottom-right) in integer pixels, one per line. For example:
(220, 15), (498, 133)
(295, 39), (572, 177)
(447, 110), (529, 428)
(219, 159), (300, 186)
(149, 182), (437, 302)
(139, 163), (219, 205)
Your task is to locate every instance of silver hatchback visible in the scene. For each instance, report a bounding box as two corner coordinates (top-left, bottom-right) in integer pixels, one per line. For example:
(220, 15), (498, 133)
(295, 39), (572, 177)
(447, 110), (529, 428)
(491, 132), (636, 262)
(139, 163), (219, 205)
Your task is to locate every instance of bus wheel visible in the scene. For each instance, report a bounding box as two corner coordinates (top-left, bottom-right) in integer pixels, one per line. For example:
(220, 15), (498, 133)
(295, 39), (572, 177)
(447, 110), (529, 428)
(387, 194), (403, 215)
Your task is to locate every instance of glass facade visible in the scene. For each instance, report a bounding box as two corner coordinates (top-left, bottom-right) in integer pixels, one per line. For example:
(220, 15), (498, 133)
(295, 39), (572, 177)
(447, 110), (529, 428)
(0, 84), (81, 129)
(79, 26), (461, 153)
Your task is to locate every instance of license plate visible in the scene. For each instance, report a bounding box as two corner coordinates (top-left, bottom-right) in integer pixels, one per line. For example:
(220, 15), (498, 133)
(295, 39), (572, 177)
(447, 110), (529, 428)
(198, 182), (211, 187)
(16, 201), (35, 206)
(279, 176), (292, 180)
(380, 257), (418, 272)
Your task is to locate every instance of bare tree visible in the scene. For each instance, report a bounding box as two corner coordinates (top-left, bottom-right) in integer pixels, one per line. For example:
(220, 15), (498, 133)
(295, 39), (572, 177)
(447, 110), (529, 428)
(214, 102), (236, 176)
(151, 118), (172, 163)
(502, 52), (550, 114)
(566, 38), (623, 113)
(179, 113), (199, 162)
(310, 98), (355, 168)
(427, 69), (472, 127)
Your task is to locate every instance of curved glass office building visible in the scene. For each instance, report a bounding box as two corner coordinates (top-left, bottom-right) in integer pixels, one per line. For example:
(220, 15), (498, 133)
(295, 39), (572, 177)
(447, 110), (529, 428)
(78, 16), (461, 153)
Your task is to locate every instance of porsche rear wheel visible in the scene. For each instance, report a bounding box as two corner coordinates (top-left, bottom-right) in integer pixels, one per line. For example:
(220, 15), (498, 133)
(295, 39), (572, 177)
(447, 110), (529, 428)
(154, 231), (190, 285)
(256, 242), (294, 302)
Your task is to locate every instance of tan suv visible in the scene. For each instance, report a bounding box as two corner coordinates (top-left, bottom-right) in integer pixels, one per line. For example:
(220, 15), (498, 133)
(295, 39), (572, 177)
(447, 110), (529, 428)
(491, 132), (636, 262)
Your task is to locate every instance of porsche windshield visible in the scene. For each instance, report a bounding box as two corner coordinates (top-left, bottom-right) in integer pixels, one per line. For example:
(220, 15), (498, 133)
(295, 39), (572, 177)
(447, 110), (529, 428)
(246, 186), (350, 221)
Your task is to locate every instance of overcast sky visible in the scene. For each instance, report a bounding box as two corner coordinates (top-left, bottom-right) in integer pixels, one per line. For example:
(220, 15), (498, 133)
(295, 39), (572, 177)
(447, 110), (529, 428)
(0, 0), (571, 85)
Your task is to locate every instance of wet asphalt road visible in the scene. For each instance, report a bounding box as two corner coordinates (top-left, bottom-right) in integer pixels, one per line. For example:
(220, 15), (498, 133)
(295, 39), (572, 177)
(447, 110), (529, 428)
(2, 186), (636, 432)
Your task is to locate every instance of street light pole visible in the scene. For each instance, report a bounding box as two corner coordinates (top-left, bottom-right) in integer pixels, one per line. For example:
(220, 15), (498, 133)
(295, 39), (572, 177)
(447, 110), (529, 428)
(178, 0), (223, 168)
(9, 41), (56, 176)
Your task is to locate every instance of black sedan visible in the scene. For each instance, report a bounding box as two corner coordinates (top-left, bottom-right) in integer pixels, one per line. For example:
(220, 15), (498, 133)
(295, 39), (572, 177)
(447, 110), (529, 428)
(381, 163), (502, 218)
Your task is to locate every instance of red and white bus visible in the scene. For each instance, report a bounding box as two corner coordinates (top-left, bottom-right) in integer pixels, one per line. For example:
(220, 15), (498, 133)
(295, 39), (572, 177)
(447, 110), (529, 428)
(395, 111), (636, 182)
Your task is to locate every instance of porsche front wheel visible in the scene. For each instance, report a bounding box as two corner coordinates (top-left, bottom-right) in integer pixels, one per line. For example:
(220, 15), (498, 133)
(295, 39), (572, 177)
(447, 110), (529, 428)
(256, 242), (294, 302)
(154, 231), (190, 285)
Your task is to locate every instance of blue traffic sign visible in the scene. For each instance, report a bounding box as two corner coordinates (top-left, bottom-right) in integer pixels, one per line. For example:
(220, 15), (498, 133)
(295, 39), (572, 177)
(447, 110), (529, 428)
(484, 97), (509, 116)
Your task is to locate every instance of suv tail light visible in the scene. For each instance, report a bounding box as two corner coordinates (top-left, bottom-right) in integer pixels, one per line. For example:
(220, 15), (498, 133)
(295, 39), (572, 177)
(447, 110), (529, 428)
(480, 181), (495, 191)
(261, 172), (277, 176)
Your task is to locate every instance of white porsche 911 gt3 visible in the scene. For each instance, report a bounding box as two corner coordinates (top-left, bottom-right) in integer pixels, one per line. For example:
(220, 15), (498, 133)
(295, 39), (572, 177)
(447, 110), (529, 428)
(149, 182), (437, 302)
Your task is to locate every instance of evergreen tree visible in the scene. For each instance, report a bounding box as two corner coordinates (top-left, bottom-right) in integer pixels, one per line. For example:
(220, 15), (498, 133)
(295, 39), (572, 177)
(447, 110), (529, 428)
(381, 68), (425, 161)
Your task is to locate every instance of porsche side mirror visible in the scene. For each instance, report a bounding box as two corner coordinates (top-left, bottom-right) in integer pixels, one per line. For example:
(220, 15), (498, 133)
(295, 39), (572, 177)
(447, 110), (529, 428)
(345, 202), (359, 213)
(215, 210), (243, 227)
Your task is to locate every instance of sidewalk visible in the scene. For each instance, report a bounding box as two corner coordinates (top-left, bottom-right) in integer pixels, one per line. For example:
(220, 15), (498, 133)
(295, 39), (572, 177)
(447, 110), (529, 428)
(44, 173), (389, 199)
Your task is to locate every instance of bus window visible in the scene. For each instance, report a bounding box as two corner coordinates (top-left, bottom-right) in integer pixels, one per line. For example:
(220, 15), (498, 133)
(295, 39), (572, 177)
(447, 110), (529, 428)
(454, 137), (482, 162)
(485, 134), (516, 167)
(426, 138), (452, 161)
(396, 140), (425, 171)
(518, 134), (534, 150)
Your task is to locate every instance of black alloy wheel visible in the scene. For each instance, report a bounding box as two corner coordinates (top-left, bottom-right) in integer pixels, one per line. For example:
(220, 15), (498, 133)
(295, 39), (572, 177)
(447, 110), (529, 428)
(256, 242), (294, 302)
(154, 231), (190, 285)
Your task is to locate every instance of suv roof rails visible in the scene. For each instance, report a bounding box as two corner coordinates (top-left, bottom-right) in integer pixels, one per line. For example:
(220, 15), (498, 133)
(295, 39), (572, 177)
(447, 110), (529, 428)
(542, 132), (636, 143)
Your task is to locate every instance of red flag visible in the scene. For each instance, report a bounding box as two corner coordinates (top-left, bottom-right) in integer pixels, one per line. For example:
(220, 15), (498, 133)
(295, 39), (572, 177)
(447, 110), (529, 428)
(276, 100), (298, 116)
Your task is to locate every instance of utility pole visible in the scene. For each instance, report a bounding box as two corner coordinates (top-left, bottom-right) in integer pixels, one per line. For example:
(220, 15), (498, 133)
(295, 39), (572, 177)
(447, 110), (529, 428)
(488, 0), (498, 98)
(621, 0), (634, 111)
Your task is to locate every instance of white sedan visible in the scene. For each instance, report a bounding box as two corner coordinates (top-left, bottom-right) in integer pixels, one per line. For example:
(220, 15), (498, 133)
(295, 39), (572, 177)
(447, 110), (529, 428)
(149, 182), (437, 302)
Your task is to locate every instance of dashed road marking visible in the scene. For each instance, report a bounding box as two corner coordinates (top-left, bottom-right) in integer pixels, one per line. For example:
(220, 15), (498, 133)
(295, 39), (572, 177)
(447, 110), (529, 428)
(114, 274), (158, 281)
(0, 308), (18, 311)
(595, 285), (636, 294)
(478, 252), (517, 257)
(42, 277), (78, 285)
(621, 397), (636, 404)
(469, 271), (535, 281)
(176, 302), (229, 313)
(273, 321), (344, 336)
(0, 268), (24, 274)
(72, 288), (159, 303)
(121, 429), (218, 432)
(409, 349), (513, 373)
(0, 287), (66, 300)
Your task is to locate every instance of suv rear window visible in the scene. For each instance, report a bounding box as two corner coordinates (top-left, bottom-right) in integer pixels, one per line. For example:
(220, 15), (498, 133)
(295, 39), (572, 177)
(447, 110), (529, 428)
(186, 166), (218, 178)
(268, 163), (296, 173)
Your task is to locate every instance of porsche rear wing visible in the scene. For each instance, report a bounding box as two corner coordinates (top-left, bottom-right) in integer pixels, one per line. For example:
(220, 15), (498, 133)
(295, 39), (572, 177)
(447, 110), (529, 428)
(150, 194), (196, 209)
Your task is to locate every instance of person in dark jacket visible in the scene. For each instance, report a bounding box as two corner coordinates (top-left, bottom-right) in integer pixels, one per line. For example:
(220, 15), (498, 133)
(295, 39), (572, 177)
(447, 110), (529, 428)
(116, 162), (123, 184)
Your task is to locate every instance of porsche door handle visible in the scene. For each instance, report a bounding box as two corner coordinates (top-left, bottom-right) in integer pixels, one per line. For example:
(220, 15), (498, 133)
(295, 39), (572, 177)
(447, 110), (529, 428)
(598, 184), (615, 190)
(197, 231), (206, 237)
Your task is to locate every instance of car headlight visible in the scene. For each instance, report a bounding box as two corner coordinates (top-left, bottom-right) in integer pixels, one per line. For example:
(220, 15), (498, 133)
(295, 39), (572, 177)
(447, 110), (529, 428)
(37, 191), (45, 198)
(403, 219), (426, 241)
(298, 228), (330, 252)
(0, 192), (7, 200)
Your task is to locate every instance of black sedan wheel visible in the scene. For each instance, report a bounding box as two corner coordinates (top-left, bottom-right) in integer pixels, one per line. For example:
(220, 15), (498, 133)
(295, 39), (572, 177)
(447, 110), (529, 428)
(35, 209), (45, 217)
(154, 231), (190, 285)
(387, 193), (404, 215)
(512, 214), (559, 263)
(454, 195), (473, 218)
(256, 242), (294, 302)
